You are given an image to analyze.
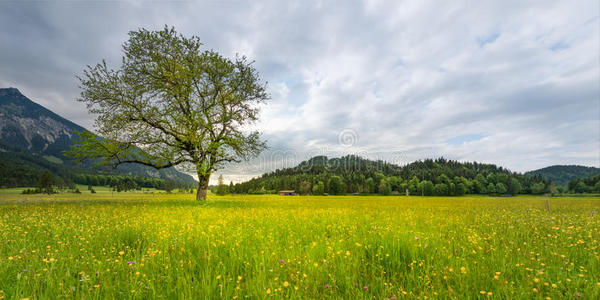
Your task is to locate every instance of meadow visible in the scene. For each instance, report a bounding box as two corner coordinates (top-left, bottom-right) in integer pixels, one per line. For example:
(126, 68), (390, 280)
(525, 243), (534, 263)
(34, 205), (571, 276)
(0, 191), (598, 299)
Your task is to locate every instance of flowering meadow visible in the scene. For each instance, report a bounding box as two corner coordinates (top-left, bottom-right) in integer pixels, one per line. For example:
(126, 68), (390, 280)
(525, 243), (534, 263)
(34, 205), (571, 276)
(0, 192), (599, 299)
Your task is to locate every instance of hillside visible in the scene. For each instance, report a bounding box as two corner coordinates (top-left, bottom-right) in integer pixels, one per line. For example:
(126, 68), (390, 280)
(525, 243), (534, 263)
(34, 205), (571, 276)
(0, 87), (196, 187)
(525, 165), (600, 186)
(232, 155), (549, 195)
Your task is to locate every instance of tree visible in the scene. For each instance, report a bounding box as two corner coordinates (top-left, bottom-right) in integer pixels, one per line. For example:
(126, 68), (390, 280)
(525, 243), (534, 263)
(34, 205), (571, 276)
(455, 183), (466, 196)
(38, 171), (54, 195)
(66, 27), (268, 201)
(472, 179), (485, 194)
(487, 183), (496, 194)
(495, 182), (507, 194)
(328, 175), (345, 195)
(531, 182), (546, 194)
(508, 178), (521, 195)
(366, 178), (375, 194)
(299, 181), (312, 195)
(594, 181), (600, 193)
(419, 180), (434, 196)
(387, 176), (401, 192)
(408, 176), (420, 195)
(433, 183), (448, 196)
(378, 179), (391, 195)
(312, 181), (325, 195)
(216, 175), (227, 195)
(574, 181), (588, 194)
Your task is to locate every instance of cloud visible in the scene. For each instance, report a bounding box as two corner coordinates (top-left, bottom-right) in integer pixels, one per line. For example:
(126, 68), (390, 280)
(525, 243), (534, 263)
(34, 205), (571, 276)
(0, 0), (598, 183)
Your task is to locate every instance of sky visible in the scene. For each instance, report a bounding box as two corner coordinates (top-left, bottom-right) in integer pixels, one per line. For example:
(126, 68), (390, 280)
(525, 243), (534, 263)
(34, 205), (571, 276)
(1, 0), (598, 183)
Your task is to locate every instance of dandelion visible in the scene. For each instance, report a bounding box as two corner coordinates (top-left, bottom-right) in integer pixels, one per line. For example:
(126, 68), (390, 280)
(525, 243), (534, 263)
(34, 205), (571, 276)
(118, 251), (124, 255)
(266, 288), (271, 294)
(283, 281), (289, 287)
(8, 257), (13, 261)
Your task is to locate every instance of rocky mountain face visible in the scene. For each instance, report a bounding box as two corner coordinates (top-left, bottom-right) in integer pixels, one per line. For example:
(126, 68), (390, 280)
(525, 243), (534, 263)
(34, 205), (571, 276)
(0, 87), (195, 184)
(0, 88), (85, 158)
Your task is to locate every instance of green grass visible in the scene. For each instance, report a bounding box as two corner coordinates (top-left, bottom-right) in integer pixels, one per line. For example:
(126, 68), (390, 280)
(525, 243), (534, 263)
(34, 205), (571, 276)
(0, 193), (598, 299)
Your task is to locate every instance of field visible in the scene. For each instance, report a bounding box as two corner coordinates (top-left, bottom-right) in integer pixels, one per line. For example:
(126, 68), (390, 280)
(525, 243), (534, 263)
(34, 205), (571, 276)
(0, 192), (599, 299)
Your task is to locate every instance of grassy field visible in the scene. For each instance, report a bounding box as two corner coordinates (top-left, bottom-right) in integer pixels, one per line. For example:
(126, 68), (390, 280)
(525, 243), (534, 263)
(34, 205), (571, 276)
(0, 192), (598, 299)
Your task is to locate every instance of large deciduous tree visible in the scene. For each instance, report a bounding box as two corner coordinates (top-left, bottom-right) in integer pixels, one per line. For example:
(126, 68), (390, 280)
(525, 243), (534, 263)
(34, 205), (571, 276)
(68, 27), (268, 200)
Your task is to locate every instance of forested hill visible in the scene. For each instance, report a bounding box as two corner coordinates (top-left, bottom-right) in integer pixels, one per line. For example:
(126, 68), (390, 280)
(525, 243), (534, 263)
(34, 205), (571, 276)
(0, 87), (196, 187)
(231, 155), (551, 196)
(524, 165), (600, 186)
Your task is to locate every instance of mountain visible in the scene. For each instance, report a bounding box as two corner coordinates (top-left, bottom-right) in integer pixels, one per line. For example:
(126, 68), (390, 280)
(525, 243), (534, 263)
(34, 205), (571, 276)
(232, 155), (548, 195)
(0, 87), (196, 186)
(525, 165), (600, 187)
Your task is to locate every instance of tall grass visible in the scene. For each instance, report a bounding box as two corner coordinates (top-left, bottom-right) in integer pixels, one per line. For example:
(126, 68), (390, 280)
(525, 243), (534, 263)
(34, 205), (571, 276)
(0, 193), (598, 299)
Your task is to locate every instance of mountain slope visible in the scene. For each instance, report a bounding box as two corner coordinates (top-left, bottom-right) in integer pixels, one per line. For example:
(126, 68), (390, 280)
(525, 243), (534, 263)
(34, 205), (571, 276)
(525, 165), (600, 186)
(0, 87), (195, 185)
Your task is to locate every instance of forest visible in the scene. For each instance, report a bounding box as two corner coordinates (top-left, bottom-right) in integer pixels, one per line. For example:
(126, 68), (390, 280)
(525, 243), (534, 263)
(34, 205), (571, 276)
(224, 155), (563, 196)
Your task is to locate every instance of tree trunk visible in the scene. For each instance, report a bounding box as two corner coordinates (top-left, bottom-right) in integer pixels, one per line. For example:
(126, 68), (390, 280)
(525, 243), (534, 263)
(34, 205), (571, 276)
(196, 173), (210, 201)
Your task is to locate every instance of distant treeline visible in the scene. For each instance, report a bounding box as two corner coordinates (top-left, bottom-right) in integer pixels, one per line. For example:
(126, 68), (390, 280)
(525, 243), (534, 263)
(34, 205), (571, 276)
(567, 174), (600, 193)
(0, 146), (194, 191)
(72, 174), (194, 192)
(226, 156), (556, 196)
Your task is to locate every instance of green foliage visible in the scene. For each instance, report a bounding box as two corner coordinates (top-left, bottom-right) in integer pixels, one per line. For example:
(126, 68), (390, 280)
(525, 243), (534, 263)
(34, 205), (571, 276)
(378, 179), (391, 195)
(508, 178), (522, 195)
(495, 182), (507, 194)
(433, 183), (448, 196)
(419, 180), (434, 196)
(38, 171), (54, 195)
(567, 174), (600, 194)
(366, 178), (375, 194)
(299, 181), (312, 195)
(312, 181), (325, 195)
(487, 183), (496, 194)
(216, 175), (228, 195)
(328, 175), (345, 195)
(531, 182), (547, 194)
(455, 183), (466, 196)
